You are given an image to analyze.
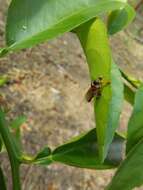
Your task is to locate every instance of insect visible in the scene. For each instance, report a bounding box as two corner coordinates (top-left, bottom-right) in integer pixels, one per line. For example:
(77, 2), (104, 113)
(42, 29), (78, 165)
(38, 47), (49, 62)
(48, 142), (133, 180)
(85, 77), (110, 102)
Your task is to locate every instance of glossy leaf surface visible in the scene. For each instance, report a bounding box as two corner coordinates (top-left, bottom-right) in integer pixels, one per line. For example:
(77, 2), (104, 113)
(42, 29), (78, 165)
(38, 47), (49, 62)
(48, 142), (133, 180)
(77, 19), (124, 162)
(34, 128), (124, 169)
(4, 0), (134, 54)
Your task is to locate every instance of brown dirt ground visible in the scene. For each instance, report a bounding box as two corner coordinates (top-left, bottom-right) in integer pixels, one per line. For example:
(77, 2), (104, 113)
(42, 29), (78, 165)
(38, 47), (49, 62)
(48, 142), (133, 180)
(0, 1), (143, 190)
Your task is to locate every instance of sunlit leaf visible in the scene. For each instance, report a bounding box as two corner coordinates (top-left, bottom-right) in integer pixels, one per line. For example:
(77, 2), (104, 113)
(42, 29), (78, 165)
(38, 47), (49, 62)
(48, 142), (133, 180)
(77, 19), (124, 162)
(3, 0), (134, 55)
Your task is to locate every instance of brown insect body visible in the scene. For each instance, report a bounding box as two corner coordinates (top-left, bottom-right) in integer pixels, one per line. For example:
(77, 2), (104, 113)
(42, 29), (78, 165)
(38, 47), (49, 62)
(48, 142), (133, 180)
(86, 78), (102, 102)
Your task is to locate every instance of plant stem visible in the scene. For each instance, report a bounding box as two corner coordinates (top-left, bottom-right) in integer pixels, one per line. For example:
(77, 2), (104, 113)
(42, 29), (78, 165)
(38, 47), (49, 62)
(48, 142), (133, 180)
(120, 69), (141, 89)
(10, 159), (21, 190)
(0, 166), (7, 190)
(0, 109), (21, 190)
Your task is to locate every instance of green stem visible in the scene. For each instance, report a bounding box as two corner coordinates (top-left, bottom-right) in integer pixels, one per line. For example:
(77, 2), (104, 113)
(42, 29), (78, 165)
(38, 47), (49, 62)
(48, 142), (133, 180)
(10, 160), (21, 190)
(0, 109), (21, 190)
(0, 166), (7, 190)
(124, 83), (135, 105)
(120, 69), (141, 89)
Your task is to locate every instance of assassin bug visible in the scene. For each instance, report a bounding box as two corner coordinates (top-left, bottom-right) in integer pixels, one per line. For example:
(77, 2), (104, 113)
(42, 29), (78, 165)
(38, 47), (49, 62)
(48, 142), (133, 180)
(85, 77), (110, 102)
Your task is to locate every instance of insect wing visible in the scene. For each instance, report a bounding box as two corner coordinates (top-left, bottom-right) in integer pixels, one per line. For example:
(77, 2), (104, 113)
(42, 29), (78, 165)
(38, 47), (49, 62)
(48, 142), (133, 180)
(85, 88), (94, 102)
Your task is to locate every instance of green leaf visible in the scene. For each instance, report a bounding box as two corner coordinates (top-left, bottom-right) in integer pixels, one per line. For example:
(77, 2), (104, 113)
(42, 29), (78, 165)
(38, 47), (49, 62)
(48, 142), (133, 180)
(10, 116), (27, 149)
(107, 4), (135, 35)
(124, 83), (135, 105)
(77, 19), (124, 162)
(98, 63), (124, 160)
(0, 76), (8, 87)
(34, 128), (124, 169)
(10, 116), (27, 130)
(126, 85), (143, 153)
(0, 48), (9, 58)
(0, 110), (21, 190)
(0, 167), (7, 190)
(33, 147), (52, 165)
(35, 147), (51, 160)
(4, 0), (134, 54)
(52, 128), (124, 169)
(0, 109), (21, 159)
(120, 69), (141, 88)
(107, 138), (143, 190)
(120, 69), (140, 105)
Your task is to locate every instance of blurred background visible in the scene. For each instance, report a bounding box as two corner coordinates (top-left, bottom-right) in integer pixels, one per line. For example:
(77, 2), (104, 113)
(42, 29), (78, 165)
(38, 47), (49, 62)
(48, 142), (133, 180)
(0, 0), (143, 189)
